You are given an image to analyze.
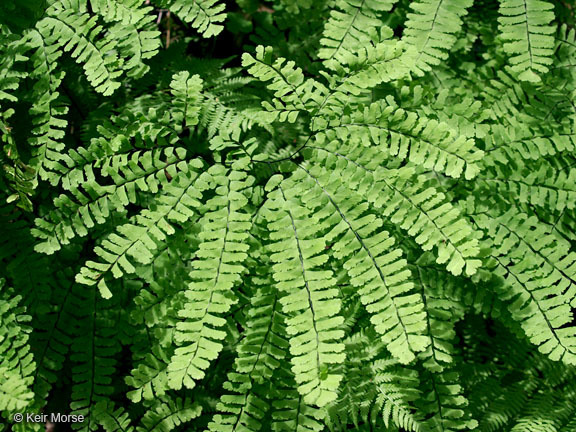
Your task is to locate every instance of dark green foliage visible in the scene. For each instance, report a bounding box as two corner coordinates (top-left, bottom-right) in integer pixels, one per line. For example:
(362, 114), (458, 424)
(1, 0), (576, 431)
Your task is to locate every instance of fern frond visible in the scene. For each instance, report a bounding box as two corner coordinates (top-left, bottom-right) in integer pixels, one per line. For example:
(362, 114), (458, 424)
(95, 401), (134, 432)
(0, 280), (35, 413)
(403, 0), (473, 74)
(327, 333), (424, 432)
(292, 164), (429, 363)
(25, 28), (68, 183)
(127, 345), (172, 404)
(0, 26), (26, 104)
(75, 159), (206, 298)
(110, 22), (161, 79)
(170, 71), (203, 129)
(508, 388), (575, 432)
(335, 40), (417, 92)
(313, 100), (484, 180)
(319, 0), (397, 70)
(263, 179), (346, 407)
(270, 366), (326, 432)
(474, 208), (576, 365)
(486, 131), (576, 164)
(168, 166), (252, 390)
(372, 359), (424, 432)
(413, 265), (460, 372)
(242, 46), (329, 123)
(325, 331), (383, 431)
(498, 0), (556, 82)
(91, 0), (151, 26)
(69, 286), (121, 430)
(158, 0), (226, 38)
(417, 369), (478, 432)
(37, 0), (123, 95)
(138, 397), (202, 432)
(310, 144), (481, 275)
(89, 0), (160, 78)
(33, 147), (191, 255)
(207, 281), (289, 432)
(30, 274), (77, 402)
(480, 163), (576, 211)
(0, 27), (35, 209)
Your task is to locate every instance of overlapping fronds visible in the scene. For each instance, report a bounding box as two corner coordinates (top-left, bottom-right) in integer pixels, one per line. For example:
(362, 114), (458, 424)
(312, 101), (484, 180)
(474, 207), (576, 365)
(309, 143), (481, 276)
(2, 0), (576, 431)
(207, 282), (289, 432)
(33, 146), (191, 254)
(319, 0), (398, 70)
(37, 0), (123, 95)
(417, 369), (478, 432)
(76, 159), (206, 298)
(290, 163), (429, 363)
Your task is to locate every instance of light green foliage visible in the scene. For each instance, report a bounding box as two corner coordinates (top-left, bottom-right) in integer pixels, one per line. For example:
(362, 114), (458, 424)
(0, 280), (35, 414)
(168, 166), (253, 390)
(319, 0), (398, 70)
(264, 180), (346, 407)
(498, 0), (555, 82)
(404, 0), (474, 73)
(1, 0), (576, 431)
(158, 0), (226, 37)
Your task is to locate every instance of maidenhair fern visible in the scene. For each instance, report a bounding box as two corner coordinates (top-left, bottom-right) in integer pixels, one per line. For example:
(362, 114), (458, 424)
(1, 0), (575, 431)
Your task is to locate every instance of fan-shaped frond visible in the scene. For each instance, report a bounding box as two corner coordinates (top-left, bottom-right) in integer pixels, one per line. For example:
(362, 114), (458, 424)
(291, 164), (429, 363)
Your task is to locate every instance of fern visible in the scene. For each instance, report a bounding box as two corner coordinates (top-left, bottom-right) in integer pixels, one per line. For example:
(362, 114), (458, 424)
(167, 165), (252, 390)
(404, 0), (474, 74)
(158, 0), (226, 38)
(207, 277), (289, 432)
(2, 1), (576, 431)
(263, 179), (346, 407)
(76, 159), (206, 298)
(474, 207), (576, 365)
(498, 0), (556, 82)
(0, 280), (35, 414)
(37, 0), (123, 96)
(319, 0), (398, 70)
